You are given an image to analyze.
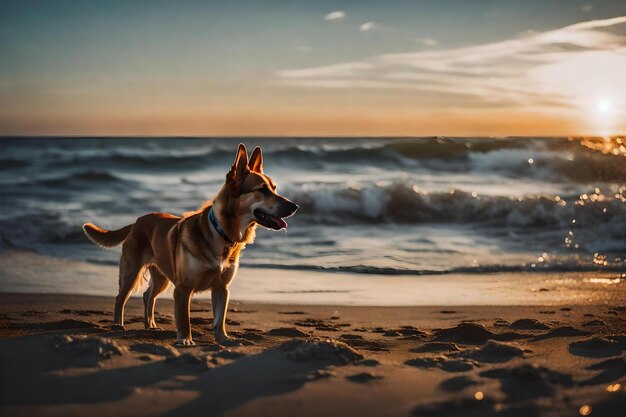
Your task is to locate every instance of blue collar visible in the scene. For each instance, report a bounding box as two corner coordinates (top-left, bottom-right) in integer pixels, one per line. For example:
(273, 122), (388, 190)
(208, 207), (234, 245)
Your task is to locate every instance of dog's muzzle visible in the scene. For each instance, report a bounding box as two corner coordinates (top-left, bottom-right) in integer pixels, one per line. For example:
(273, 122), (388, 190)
(254, 200), (298, 230)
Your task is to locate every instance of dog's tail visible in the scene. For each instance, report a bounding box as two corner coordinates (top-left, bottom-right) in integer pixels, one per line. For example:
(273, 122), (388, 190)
(82, 223), (133, 248)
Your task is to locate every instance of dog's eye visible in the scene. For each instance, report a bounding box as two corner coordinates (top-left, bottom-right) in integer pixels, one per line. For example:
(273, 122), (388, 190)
(257, 184), (272, 195)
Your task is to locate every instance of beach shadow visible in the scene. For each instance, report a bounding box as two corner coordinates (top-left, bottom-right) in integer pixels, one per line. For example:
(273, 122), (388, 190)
(531, 326), (590, 341)
(581, 358), (626, 385)
(0, 331), (360, 416)
(438, 375), (480, 392)
(162, 339), (361, 417)
(569, 336), (626, 358)
(0, 336), (196, 406)
(479, 364), (573, 402)
(4, 318), (106, 333)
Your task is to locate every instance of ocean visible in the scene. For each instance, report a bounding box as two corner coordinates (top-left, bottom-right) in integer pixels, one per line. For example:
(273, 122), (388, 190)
(1, 137), (625, 295)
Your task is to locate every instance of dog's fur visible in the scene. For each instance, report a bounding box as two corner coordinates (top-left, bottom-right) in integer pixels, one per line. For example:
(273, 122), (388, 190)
(83, 144), (297, 346)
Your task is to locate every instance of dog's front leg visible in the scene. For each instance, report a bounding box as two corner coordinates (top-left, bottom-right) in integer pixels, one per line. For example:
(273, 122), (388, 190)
(173, 285), (195, 346)
(211, 285), (239, 346)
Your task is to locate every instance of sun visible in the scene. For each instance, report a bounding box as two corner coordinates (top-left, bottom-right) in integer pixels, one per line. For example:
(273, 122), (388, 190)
(595, 98), (612, 114)
(587, 96), (620, 135)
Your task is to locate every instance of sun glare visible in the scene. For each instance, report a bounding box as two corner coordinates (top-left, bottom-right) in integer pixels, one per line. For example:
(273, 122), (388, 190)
(595, 98), (612, 114)
(588, 96), (620, 135)
(529, 51), (626, 135)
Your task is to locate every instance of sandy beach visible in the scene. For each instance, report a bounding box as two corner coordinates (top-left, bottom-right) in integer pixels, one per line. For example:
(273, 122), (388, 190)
(0, 290), (624, 417)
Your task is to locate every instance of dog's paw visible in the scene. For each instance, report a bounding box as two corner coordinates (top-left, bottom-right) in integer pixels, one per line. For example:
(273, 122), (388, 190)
(146, 326), (166, 331)
(174, 338), (196, 347)
(216, 335), (242, 347)
(110, 324), (126, 331)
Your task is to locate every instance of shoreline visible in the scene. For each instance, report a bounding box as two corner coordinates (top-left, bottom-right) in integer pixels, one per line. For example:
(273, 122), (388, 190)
(1, 250), (625, 306)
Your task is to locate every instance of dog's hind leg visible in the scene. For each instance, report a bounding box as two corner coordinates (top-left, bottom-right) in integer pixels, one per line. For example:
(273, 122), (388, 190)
(143, 266), (170, 330)
(173, 285), (195, 346)
(112, 253), (143, 330)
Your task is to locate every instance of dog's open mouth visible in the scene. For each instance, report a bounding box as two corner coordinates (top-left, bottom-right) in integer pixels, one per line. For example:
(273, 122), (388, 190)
(254, 209), (288, 230)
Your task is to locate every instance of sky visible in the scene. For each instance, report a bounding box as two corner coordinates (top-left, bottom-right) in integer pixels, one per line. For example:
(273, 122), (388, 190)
(1, 0), (625, 136)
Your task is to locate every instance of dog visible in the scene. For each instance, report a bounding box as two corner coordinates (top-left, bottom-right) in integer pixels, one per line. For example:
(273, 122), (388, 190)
(83, 144), (298, 346)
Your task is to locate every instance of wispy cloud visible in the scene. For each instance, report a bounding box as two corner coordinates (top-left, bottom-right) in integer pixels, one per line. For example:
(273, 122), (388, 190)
(324, 11), (345, 21)
(277, 17), (626, 113)
(359, 22), (376, 32)
(581, 4), (593, 13)
(415, 38), (437, 46)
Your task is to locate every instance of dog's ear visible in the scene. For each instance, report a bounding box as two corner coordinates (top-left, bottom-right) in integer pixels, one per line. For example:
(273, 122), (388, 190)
(227, 144), (249, 186)
(248, 146), (263, 173)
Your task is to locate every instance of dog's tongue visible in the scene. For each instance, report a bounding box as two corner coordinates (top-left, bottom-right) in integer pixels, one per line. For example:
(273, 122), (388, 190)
(269, 214), (287, 229)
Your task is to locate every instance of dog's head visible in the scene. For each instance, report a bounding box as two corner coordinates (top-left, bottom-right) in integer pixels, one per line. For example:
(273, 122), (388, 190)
(225, 144), (298, 231)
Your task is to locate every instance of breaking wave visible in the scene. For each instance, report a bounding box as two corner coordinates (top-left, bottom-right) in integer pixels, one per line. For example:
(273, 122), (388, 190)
(289, 180), (626, 228)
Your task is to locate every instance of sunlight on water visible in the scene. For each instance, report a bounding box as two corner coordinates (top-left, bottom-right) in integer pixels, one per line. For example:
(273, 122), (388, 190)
(574, 136), (626, 157)
(561, 182), (626, 272)
(583, 277), (623, 285)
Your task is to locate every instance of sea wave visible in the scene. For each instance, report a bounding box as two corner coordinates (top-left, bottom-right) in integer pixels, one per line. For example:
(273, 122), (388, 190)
(0, 213), (87, 250)
(0, 158), (30, 170)
(53, 149), (233, 170)
(35, 170), (128, 187)
(242, 261), (626, 275)
(288, 180), (626, 228)
(6, 137), (623, 183)
(2, 181), (624, 252)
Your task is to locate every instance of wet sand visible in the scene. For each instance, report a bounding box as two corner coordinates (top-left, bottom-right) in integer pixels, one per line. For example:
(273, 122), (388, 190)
(0, 292), (624, 417)
(1, 250), (625, 306)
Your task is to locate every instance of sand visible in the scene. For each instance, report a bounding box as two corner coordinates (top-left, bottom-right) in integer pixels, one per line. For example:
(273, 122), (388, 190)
(0, 292), (624, 417)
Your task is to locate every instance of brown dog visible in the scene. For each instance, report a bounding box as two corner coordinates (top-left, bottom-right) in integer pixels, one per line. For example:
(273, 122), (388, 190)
(83, 144), (298, 346)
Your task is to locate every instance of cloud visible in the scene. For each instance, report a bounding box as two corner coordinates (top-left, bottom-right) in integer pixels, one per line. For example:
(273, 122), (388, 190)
(276, 16), (626, 114)
(324, 11), (345, 21)
(581, 4), (593, 13)
(359, 22), (376, 32)
(415, 38), (437, 46)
